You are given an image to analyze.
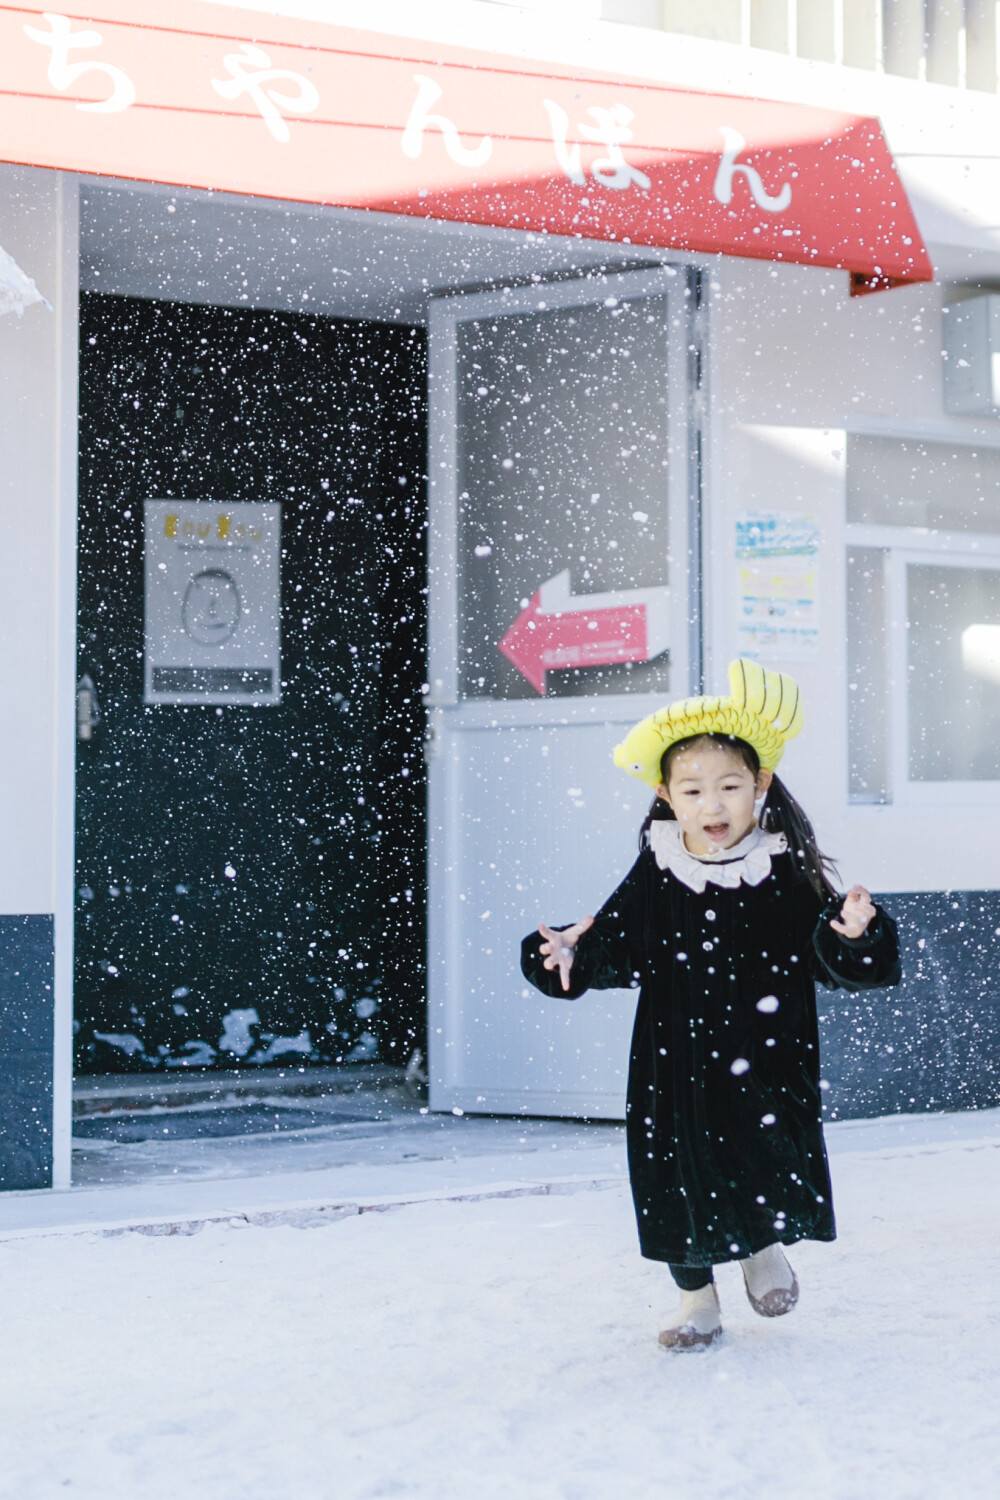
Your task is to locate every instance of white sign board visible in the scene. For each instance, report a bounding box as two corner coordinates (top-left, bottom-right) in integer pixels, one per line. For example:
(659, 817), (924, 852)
(735, 510), (819, 662)
(144, 500), (281, 705)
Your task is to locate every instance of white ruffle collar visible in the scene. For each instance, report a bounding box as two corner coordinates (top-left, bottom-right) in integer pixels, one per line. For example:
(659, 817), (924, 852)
(647, 821), (788, 894)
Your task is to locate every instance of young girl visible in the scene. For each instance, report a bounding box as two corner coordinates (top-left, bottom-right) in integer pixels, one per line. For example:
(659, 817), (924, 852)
(521, 659), (900, 1350)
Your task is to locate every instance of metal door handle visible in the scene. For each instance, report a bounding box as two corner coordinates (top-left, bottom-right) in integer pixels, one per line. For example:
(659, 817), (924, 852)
(76, 674), (101, 741)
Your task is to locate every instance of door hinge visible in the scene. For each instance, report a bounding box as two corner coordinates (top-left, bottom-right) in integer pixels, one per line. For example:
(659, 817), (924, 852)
(424, 709), (445, 763)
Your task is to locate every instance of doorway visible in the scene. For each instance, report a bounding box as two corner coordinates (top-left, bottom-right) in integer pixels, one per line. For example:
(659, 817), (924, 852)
(75, 293), (427, 1074)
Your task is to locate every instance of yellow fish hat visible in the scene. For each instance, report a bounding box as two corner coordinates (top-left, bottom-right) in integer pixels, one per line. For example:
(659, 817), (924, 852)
(613, 658), (804, 789)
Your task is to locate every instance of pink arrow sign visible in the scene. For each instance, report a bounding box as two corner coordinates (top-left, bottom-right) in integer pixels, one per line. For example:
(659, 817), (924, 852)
(498, 570), (670, 695)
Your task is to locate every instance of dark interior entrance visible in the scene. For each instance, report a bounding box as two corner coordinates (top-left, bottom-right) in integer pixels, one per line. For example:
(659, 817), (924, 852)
(75, 293), (427, 1074)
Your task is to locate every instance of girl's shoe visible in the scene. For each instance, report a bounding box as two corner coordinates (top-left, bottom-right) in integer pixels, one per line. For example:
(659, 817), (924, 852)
(740, 1243), (799, 1317)
(658, 1283), (722, 1350)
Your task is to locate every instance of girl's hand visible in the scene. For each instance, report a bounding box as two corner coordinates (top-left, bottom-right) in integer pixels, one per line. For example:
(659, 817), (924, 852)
(830, 885), (876, 940)
(538, 916), (594, 992)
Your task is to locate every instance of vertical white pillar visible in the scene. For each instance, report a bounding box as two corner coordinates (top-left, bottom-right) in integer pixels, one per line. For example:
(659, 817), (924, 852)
(659, 0), (744, 41)
(926, 0), (964, 84)
(750, 0), (793, 54)
(883, 0), (927, 77)
(843, 0), (882, 70)
(797, 0), (838, 59)
(965, 0), (998, 91)
(600, 0), (664, 24)
(0, 164), (78, 1193)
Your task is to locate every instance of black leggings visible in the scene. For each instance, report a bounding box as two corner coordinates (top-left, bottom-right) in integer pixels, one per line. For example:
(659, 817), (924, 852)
(669, 1263), (715, 1292)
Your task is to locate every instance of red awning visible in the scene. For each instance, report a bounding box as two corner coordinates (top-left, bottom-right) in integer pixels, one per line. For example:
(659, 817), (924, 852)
(0, 1), (932, 293)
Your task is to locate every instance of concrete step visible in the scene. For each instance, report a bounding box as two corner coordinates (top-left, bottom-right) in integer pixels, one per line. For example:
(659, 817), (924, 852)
(72, 1063), (410, 1117)
(0, 1172), (624, 1244)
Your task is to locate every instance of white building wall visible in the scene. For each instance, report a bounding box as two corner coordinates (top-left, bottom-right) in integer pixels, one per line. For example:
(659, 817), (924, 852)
(0, 166), (72, 914)
(707, 256), (998, 895)
(0, 164), (77, 1189)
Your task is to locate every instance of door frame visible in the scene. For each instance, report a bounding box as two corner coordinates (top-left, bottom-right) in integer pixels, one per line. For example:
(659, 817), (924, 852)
(425, 262), (707, 1115)
(54, 171), (81, 1189)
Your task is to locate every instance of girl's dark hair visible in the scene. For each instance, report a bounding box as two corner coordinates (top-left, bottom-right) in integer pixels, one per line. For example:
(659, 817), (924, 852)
(639, 732), (838, 899)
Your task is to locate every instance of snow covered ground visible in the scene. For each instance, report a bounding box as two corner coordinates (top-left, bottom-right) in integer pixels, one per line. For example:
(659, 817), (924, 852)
(1, 1111), (999, 1500)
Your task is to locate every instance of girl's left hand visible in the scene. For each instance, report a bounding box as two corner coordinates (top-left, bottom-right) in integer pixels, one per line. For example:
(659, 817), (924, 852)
(830, 884), (876, 939)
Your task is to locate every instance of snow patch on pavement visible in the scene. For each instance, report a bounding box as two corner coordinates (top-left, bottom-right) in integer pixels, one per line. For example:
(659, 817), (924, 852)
(0, 1129), (998, 1499)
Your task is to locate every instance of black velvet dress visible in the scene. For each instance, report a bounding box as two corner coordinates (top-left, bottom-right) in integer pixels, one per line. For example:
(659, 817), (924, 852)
(521, 838), (901, 1269)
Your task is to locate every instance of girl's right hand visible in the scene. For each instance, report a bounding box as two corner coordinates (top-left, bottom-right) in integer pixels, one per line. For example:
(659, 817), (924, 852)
(538, 916), (594, 992)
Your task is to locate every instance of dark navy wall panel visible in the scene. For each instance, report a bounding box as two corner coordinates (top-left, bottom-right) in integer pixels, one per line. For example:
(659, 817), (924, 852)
(0, 915), (54, 1190)
(819, 890), (1000, 1121)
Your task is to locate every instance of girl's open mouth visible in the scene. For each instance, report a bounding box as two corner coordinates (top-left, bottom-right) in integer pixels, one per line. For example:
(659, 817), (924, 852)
(703, 823), (730, 841)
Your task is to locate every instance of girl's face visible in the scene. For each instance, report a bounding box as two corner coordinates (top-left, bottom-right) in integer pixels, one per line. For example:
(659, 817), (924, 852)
(657, 740), (772, 856)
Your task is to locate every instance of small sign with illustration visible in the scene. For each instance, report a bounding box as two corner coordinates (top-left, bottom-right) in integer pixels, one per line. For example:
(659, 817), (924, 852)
(144, 500), (281, 705)
(736, 510), (819, 661)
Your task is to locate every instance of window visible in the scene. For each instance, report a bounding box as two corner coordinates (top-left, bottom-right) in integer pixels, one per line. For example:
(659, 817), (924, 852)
(453, 292), (675, 701)
(847, 433), (1000, 533)
(846, 435), (1000, 801)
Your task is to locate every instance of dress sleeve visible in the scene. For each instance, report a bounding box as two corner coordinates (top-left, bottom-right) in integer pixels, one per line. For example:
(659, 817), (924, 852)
(811, 898), (901, 992)
(520, 857), (645, 1000)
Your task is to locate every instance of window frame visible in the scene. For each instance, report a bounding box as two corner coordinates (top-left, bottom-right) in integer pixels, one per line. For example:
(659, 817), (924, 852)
(427, 264), (699, 713)
(846, 521), (1000, 807)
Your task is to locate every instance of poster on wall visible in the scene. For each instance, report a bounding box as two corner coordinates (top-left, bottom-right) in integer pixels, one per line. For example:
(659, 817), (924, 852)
(735, 511), (819, 661)
(144, 501), (281, 705)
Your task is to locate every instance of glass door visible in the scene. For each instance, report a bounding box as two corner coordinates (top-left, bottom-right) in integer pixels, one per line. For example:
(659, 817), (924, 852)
(426, 266), (701, 1117)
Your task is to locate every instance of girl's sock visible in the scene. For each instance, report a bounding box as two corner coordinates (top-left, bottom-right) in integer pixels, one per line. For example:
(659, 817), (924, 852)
(658, 1283), (722, 1350)
(668, 1263), (714, 1292)
(740, 1242), (799, 1316)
